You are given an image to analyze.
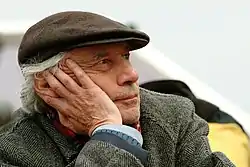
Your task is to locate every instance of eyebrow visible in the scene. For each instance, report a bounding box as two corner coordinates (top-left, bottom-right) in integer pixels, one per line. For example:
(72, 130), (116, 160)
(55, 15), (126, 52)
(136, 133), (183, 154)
(94, 50), (109, 60)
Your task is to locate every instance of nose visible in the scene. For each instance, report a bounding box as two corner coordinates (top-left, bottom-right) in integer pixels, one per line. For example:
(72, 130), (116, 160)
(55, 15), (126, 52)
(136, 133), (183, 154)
(117, 62), (139, 86)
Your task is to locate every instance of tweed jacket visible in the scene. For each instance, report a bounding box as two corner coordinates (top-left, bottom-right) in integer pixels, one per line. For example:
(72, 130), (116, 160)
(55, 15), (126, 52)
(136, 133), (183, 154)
(0, 88), (234, 167)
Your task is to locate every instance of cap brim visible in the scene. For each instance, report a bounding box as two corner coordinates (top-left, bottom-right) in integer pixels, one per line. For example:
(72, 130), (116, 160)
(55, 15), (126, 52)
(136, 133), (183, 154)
(64, 37), (149, 52)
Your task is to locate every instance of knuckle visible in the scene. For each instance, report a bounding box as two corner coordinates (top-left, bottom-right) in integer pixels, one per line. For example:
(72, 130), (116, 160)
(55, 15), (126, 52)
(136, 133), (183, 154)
(67, 92), (74, 99)
(84, 90), (94, 97)
(72, 65), (77, 70)
(76, 71), (84, 78)
(63, 79), (70, 87)
(53, 85), (61, 93)
(44, 96), (53, 105)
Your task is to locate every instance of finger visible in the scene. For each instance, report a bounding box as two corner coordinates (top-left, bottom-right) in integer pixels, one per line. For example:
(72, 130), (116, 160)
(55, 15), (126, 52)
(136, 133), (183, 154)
(34, 86), (59, 98)
(51, 67), (81, 94)
(66, 59), (95, 88)
(39, 95), (67, 112)
(44, 71), (72, 98)
(41, 94), (80, 121)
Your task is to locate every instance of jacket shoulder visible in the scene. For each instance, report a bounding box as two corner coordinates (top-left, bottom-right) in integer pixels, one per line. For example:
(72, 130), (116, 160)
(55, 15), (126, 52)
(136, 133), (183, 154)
(140, 88), (204, 141)
(140, 88), (196, 120)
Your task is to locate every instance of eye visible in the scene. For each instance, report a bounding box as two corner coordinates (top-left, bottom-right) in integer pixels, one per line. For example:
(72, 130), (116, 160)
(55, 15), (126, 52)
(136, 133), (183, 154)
(122, 53), (130, 60)
(98, 59), (111, 64)
(93, 59), (112, 71)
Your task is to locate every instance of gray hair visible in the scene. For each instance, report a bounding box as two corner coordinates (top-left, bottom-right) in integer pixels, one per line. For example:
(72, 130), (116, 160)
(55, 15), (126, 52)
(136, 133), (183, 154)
(20, 53), (65, 113)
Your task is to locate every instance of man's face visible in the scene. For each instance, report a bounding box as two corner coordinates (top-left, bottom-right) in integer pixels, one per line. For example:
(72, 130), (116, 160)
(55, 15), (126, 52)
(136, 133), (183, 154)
(59, 43), (140, 125)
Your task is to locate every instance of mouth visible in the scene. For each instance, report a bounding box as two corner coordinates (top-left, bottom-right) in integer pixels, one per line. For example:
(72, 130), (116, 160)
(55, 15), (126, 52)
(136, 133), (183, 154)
(114, 94), (138, 101)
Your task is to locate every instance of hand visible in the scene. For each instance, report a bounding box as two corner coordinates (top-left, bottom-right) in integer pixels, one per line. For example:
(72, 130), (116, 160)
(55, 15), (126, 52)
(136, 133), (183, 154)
(36, 59), (122, 136)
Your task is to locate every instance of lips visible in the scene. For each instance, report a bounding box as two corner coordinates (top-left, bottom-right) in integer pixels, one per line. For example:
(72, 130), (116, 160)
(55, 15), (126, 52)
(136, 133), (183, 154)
(114, 94), (138, 101)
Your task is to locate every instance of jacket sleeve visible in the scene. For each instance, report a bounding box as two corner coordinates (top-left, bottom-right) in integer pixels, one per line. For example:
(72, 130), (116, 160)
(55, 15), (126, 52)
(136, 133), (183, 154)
(74, 132), (147, 167)
(175, 110), (236, 167)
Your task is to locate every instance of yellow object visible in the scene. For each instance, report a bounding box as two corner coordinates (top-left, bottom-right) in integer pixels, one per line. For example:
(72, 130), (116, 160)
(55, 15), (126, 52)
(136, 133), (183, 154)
(208, 123), (250, 167)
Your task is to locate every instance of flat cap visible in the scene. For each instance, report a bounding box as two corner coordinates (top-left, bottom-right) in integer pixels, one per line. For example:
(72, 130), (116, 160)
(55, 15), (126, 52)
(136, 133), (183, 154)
(18, 11), (150, 65)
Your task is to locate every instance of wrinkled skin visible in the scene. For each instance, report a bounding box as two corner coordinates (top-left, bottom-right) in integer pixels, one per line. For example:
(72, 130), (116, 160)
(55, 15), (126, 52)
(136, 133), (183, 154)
(34, 43), (140, 135)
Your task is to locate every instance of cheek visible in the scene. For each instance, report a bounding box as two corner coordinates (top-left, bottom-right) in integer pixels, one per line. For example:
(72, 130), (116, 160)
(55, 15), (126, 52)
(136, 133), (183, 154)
(88, 74), (112, 87)
(88, 73), (117, 95)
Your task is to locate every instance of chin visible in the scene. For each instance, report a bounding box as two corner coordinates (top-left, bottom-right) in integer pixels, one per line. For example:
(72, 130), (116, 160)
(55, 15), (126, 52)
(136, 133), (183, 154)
(122, 116), (140, 125)
(120, 106), (140, 125)
(114, 97), (140, 125)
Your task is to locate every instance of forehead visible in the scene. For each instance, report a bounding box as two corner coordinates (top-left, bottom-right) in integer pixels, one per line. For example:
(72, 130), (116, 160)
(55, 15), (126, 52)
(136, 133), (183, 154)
(67, 43), (129, 60)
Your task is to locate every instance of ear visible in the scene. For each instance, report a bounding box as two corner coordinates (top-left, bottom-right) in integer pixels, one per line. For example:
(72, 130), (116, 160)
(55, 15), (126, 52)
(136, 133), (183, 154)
(33, 72), (58, 98)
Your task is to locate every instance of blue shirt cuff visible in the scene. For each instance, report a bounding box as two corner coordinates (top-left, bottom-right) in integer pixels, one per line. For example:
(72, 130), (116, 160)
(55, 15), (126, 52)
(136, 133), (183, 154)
(91, 124), (143, 146)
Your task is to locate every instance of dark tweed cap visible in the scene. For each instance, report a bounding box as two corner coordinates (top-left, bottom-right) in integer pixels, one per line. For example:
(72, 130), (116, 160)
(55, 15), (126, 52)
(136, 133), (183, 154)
(18, 11), (150, 65)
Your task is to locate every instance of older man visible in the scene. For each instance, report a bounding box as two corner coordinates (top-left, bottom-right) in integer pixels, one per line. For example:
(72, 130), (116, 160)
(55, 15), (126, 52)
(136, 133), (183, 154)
(0, 11), (234, 167)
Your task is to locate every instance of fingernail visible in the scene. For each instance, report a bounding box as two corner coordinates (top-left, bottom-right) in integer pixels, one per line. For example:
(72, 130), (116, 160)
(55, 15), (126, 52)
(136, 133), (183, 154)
(50, 67), (57, 75)
(66, 59), (71, 65)
(43, 71), (48, 77)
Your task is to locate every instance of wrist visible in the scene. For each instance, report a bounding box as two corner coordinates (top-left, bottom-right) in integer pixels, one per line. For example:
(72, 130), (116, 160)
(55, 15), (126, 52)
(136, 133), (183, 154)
(88, 122), (122, 136)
